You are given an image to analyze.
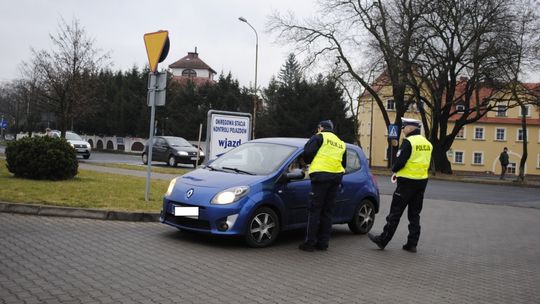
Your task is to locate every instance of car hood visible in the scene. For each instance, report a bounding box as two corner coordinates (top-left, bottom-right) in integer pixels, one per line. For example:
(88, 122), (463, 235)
(172, 146), (199, 153)
(68, 140), (89, 146)
(179, 168), (268, 188)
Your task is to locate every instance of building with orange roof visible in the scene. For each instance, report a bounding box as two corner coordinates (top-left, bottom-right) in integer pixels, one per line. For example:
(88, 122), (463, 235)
(358, 76), (540, 176)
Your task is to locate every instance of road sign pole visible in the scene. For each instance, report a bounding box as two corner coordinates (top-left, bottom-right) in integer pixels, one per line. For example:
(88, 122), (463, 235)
(0, 115), (4, 140)
(145, 73), (157, 202)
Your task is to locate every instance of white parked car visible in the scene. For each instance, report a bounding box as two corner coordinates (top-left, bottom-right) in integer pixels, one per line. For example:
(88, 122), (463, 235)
(52, 130), (91, 159)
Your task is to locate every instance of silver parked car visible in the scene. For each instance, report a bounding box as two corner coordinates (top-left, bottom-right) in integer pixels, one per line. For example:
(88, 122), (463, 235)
(52, 130), (92, 159)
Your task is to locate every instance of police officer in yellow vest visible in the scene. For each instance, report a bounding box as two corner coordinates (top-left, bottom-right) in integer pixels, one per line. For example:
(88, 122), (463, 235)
(368, 118), (432, 253)
(299, 120), (346, 252)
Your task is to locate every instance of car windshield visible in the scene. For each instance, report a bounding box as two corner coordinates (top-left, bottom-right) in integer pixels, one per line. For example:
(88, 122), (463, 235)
(166, 137), (192, 147)
(65, 132), (83, 141)
(209, 142), (297, 175)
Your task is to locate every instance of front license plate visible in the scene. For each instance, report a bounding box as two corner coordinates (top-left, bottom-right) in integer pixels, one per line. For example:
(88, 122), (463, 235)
(174, 206), (199, 217)
(190, 157), (198, 160)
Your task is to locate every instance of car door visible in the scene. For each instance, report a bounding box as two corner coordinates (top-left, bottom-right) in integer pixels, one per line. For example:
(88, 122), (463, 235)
(275, 155), (311, 227)
(153, 137), (167, 161)
(334, 148), (363, 222)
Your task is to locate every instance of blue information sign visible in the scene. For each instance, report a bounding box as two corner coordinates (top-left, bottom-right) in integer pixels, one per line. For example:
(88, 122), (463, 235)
(0, 120), (7, 129)
(388, 124), (399, 139)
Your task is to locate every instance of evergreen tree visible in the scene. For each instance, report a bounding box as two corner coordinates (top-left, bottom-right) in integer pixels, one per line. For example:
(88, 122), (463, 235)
(260, 57), (355, 143)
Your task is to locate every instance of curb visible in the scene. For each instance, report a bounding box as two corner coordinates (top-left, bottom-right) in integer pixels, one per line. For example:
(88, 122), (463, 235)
(0, 202), (160, 222)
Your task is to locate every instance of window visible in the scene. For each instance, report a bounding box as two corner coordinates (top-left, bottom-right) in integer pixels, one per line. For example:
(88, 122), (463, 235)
(456, 105), (466, 112)
(456, 126), (466, 139)
(474, 127), (485, 140)
(472, 152), (484, 165)
(345, 149), (362, 173)
(517, 128), (528, 142)
(182, 69), (197, 77)
(496, 105), (507, 117)
(495, 128), (506, 141)
(386, 99), (395, 111)
(454, 151), (464, 164)
(519, 105), (531, 117)
(286, 155), (310, 180)
(537, 154), (540, 169)
(507, 163), (516, 175)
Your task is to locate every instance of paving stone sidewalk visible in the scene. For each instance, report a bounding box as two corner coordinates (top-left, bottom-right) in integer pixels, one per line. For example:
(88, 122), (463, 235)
(1, 195), (539, 304)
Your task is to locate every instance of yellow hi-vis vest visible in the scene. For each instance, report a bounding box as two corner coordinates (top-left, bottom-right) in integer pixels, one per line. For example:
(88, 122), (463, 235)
(396, 135), (432, 180)
(308, 132), (346, 175)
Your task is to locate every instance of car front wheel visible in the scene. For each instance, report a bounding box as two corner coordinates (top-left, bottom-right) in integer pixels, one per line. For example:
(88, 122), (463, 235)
(245, 207), (280, 248)
(348, 199), (375, 234)
(142, 153), (148, 165)
(168, 155), (177, 167)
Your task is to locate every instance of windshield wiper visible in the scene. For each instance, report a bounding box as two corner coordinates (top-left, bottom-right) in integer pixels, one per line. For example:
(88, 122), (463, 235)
(206, 165), (226, 172)
(222, 166), (255, 175)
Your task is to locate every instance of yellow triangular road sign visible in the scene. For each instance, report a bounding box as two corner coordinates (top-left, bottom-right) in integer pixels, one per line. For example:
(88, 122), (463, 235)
(144, 30), (169, 73)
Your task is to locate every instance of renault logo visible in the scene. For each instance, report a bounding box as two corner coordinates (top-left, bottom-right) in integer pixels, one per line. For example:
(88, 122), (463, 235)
(186, 189), (194, 198)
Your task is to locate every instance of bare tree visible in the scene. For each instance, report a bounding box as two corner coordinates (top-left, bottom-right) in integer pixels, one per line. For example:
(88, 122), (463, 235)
(405, 0), (525, 173)
(268, 0), (429, 161)
(269, 0), (538, 174)
(25, 18), (108, 137)
(496, 1), (540, 182)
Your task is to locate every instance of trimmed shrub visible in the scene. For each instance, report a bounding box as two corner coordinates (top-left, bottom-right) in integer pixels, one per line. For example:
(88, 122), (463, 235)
(5, 136), (78, 180)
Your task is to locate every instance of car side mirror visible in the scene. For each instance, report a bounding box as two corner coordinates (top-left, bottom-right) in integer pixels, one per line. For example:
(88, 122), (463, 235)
(286, 168), (305, 181)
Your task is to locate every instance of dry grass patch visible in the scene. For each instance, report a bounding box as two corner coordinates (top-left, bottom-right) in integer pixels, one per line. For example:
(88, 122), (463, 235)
(0, 159), (168, 212)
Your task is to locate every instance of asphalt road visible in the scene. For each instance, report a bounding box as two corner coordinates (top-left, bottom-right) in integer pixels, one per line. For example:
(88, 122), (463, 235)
(376, 176), (540, 208)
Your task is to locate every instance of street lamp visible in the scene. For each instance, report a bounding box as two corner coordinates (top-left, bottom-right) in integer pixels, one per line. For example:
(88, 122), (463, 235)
(238, 16), (258, 139)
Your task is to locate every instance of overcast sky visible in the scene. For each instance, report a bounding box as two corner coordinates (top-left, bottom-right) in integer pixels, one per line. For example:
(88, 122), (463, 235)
(1, 1), (538, 88)
(0, 0), (318, 88)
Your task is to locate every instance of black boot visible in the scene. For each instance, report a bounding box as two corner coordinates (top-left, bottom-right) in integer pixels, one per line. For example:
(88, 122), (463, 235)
(368, 233), (386, 250)
(402, 244), (417, 253)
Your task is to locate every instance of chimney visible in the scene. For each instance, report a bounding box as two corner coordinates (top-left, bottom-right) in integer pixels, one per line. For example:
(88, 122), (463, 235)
(188, 47), (198, 57)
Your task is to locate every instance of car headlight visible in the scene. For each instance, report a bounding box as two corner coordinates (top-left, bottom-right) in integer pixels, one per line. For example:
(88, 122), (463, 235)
(70, 143), (75, 148)
(199, 151), (205, 156)
(165, 177), (178, 197)
(86, 143), (91, 149)
(177, 151), (188, 156)
(211, 186), (250, 205)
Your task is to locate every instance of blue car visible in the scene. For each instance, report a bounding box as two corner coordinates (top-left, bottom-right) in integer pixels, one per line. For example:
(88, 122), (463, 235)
(160, 137), (380, 247)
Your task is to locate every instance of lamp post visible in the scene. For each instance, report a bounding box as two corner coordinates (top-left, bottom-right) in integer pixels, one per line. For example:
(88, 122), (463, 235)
(238, 16), (258, 139)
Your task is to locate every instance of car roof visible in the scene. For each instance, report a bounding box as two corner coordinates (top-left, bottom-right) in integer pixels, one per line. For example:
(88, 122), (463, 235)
(249, 137), (308, 148)
(248, 137), (360, 150)
(160, 136), (187, 140)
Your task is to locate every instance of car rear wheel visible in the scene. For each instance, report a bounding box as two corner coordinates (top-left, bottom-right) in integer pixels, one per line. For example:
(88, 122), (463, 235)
(168, 155), (177, 167)
(245, 207), (280, 248)
(142, 153), (148, 165)
(348, 199), (375, 234)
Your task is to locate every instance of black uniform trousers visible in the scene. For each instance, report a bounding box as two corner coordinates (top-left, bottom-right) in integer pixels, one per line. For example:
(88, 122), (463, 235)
(379, 177), (428, 247)
(305, 177), (341, 248)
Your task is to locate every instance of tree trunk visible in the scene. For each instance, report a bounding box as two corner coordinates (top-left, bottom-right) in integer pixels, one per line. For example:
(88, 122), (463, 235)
(433, 146), (453, 174)
(516, 106), (528, 182)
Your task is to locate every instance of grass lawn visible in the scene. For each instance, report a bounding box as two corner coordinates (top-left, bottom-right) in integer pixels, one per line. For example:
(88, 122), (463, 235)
(0, 159), (168, 212)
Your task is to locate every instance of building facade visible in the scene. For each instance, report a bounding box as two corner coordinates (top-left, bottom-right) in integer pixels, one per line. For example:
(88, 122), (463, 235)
(168, 48), (216, 86)
(358, 80), (540, 176)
